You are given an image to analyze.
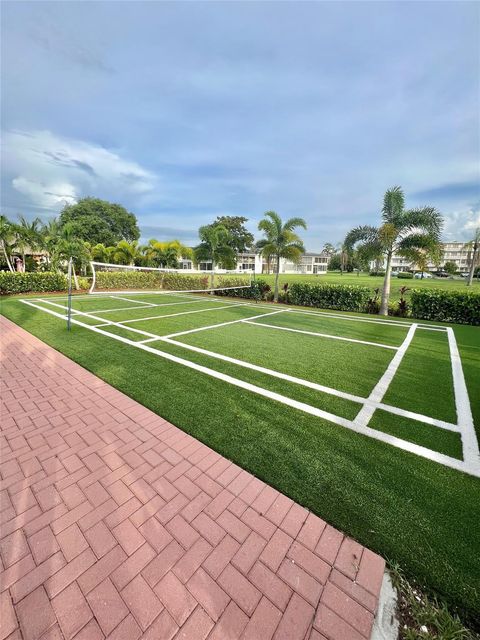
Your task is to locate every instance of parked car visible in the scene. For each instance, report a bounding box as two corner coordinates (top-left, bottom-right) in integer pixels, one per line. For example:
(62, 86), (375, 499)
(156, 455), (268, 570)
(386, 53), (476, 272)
(414, 272), (433, 279)
(436, 271), (449, 278)
(391, 270), (399, 276)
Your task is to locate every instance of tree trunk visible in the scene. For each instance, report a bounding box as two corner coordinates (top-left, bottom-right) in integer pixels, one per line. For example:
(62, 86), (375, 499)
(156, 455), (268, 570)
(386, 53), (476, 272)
(273, 255), (280, 302)
(72, 263), (80, 290)
(467, 239), (478, 286)
(1, 241), (14, 272)
(379, 252), (392, 316)
(22, 251), (26, 272)
(210, 259), (215, 294)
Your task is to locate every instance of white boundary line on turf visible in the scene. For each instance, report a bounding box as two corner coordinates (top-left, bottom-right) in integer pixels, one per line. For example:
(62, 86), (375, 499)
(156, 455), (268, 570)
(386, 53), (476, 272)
(447, 327), (480, 472)
(33, 296), (462, 433)
(26, 297), (462, 432)
(161, 309), (288, 339)
(158, 336), (460, 433)
(241, 319), (399, 350)
(110, 295), (155, 306)
(354, 324), (418, 427)
(114, 303), (250, 325)
(20, 298), (478, 478)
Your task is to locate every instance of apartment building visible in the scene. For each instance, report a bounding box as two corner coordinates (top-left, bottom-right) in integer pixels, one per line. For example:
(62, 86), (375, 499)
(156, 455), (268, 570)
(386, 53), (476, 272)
(374, 241), (476, 274)
(178, 251), (329, 274)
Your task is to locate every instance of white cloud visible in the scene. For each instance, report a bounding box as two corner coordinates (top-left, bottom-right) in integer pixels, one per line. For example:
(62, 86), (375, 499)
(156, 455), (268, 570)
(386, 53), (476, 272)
(443, 207), (480, 241)
(4, 129), (156, 213)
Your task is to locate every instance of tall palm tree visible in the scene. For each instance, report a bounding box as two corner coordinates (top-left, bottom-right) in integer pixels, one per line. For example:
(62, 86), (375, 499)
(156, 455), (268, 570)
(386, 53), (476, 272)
(0, 215), (15, 272)
(345, 186), (443, 315)
(52, 223), (90, 288)
(194, 224), (235, 290)
(257, 211), (307, 302)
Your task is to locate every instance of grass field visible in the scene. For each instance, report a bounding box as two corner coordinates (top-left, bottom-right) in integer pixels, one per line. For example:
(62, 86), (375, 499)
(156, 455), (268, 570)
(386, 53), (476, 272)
(260, 271), (480, 301)
(1, 290), (480, 627)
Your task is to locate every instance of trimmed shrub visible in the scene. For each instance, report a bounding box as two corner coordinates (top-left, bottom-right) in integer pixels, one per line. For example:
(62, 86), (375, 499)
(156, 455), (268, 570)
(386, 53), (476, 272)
(369, 271), (386, 277)
(215, 277), (270, 301)
(94, 270), (209, 292)
(411, 289), (480, 325)
(0, 271), (68, 295)
(288, 282), (371, 312)
(397, 271), (413, 279)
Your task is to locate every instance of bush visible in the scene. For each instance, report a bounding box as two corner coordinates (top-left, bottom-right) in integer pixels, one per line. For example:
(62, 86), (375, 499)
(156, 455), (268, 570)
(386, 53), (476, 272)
(215, 277), (270, 301)
(397, 271), (413, 279)
(411, 290), (480, 325)
(370, 271), (386, 277)
(288, 282), (371, 312)
(0, 271), (68, 295)
(94, 270), (209, 292)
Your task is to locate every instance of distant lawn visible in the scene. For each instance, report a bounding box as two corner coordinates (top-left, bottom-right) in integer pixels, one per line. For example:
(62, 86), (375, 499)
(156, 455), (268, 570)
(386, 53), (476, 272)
(1, 293), (479, 630)
(260, 271), (479, 302)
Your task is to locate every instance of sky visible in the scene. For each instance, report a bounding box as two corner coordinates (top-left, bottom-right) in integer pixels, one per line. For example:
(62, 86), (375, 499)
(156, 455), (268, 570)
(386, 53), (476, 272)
(1, 1), (479, 251)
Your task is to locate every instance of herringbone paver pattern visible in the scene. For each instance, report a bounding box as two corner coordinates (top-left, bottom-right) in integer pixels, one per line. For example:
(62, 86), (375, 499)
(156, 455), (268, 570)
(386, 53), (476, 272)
(0, 316), (385, 640)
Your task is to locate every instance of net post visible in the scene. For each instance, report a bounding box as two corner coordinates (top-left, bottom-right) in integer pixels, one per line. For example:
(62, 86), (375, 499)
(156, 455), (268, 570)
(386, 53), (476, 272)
(67, 257), (73, 331)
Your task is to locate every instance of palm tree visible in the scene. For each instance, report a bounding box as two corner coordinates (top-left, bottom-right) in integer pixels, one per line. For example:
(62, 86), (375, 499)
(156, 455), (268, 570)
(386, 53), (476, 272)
(14, 215), (43, 271)
(194, 224), (236, 290)
(465, 228), (480, 286)
(41, 218), (62, 269)
(257, 211), (307, 302)
(322, 242), (336, 256)
(0, 215), (15, 272)
(52, 223), (90, 289)
(113, 240), (141, 266)
(345, 186), (443, 315)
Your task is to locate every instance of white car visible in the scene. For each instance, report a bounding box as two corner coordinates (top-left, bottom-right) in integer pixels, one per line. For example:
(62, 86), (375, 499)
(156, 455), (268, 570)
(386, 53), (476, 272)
(414, 272), (432, 279)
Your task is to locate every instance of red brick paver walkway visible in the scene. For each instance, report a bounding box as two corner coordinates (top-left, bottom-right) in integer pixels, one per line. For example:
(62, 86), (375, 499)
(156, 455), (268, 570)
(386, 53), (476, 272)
(0, 316), (385, 640)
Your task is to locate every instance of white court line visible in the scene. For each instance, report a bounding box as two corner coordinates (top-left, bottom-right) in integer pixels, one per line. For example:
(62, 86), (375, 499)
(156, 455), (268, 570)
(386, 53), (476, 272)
(447, 327), (480, 472)
(20, 298), (477, 478)
(116, 302), (250, 325)
(161, 309), (287, 339)
(109, 295), (155, 306)
(354, 324), (418, 427)
(242, 319), (399, 350)
(34, 296), (460, 433)
(157, 336), (459, 433)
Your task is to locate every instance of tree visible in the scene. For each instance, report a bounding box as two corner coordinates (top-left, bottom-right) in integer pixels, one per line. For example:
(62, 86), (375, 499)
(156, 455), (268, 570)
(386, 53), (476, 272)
(328, 254), (342, 271)
(113, 240), (142, 266)
(444, 261), (457, 276)
(257, 211), (307, 302)
(59, 198), (140, 246)
(143, 239), (192, 268)
(465, 228), (480, 286)
(0, 215), (15, 272)
(194, 225), (236, 290)
(41, 218), (62, 269)
(322, 242), (336, 256)
(52, 224), (91, 288)
(14, 215), (43, 272)
(213, 216), (255, 254)
(345, 186), (442, 315)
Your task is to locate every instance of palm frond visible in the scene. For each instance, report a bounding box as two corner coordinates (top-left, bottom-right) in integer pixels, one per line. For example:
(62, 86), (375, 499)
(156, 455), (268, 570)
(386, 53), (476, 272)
(382, 186), (405, 225)
(344, 225), (379, 251)
(400, 207), (443, 240)
(283, 217), (307, 232)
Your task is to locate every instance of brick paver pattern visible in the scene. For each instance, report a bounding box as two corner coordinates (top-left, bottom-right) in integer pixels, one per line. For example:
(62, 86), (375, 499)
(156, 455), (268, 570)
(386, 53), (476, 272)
(0, 316), (385, 640)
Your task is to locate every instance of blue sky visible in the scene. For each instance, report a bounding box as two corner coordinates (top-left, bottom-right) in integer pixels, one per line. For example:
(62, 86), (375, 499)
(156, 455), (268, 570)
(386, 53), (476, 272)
(2, 1), (479, 250)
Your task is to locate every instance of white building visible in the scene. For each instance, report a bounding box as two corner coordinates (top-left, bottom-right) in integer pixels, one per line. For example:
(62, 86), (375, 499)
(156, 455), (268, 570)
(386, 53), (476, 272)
(373, 241), (477, 274)
(178, 251), (329, 275)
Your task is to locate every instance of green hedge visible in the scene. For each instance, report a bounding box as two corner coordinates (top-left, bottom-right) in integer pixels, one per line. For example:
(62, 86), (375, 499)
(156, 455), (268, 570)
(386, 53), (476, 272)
(215, 277), (267, 300)
(0, 271), (68, 295)
(288, 282), (371, 311)
(411, 290), (480, 326)
(94, 270), (210, 291)
(397, 272), (413, 279)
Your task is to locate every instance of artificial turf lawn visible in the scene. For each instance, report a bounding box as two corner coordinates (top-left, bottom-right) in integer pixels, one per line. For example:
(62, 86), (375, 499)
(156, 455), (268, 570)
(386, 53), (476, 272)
(1, 296), (480, 628)
(369, 410), (463, 459)
(382, 330), (457, 423)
